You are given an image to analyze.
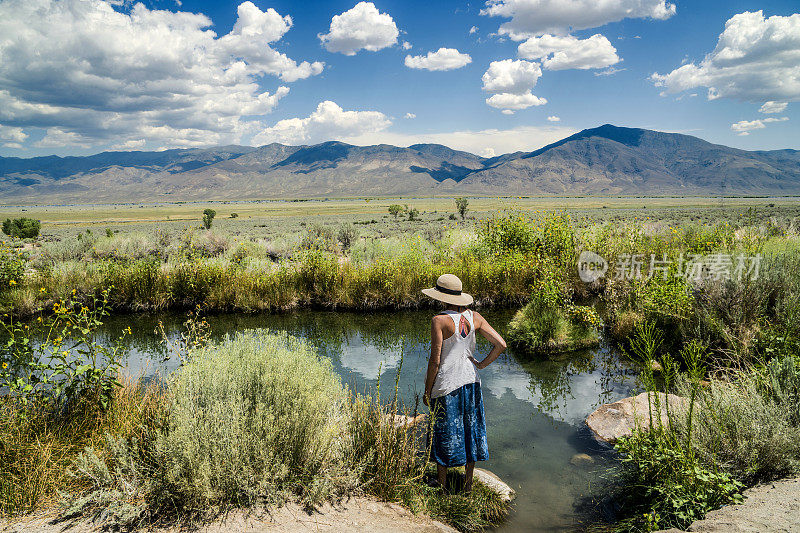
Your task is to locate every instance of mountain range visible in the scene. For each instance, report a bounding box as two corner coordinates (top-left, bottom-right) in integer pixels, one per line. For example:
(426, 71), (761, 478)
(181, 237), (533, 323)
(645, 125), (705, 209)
(2, 124), (800, 203)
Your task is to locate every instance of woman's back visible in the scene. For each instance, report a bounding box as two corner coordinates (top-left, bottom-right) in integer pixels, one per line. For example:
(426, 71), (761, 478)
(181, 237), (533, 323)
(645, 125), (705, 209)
(431, 309), (480, 398)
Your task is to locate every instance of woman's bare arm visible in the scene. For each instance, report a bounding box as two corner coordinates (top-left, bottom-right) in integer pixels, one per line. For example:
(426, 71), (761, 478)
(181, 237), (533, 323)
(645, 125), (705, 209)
(470, 311), (506, 370)
(424, 316), (444, 406)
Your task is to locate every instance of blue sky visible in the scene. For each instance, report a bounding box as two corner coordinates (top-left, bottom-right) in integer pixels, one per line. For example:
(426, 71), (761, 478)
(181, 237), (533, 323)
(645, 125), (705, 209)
(0, 0), (797, 157)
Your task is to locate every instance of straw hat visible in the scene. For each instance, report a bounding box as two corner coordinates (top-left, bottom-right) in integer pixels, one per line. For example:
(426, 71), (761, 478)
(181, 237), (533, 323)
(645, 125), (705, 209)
(422, 274), (474, 306)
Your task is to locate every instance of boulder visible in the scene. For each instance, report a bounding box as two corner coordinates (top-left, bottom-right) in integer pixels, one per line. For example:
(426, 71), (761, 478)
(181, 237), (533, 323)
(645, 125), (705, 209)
(570, 453), (594, 467)
(385, 413), (427, 429)
(473, 468), (515, 502)
(586, 392), (688, 444)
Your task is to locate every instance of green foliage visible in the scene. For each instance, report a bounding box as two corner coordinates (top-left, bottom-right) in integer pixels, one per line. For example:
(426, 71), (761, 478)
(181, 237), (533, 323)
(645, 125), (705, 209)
(65, 433), (152, 525)
(337, 222), (358, 252)
(611, 323), (800, 531)
(229, 212), (239, 219)
(614, 429), (743, 532)
(0, 243), (26, 290)
(388, 204), (403, 218)
(455, 197), (468, 220)
(2, 218), (41, 239)
(674, 354), (800, 485)
(407, 207), (420, 221)
(507, 287), (600, 356)
(635, 274), (694, 322)
(478, 213), (575, 269)
(301, 223), (338, 253)
(479, 215), (537, 256)
(0, 288), (129, 411)
(156, 331), (353, 510)
(201, 208), (216, 229)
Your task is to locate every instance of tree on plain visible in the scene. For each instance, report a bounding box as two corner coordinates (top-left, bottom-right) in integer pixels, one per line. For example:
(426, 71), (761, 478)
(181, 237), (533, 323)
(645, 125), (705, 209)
(202, 209), (216, 229)
(455, 197), (469, 220)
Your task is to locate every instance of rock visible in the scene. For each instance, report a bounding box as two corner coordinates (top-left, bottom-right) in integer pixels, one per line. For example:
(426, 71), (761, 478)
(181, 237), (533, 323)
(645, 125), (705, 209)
(570, 453), (594, 467)
(473, 468), (516, 502)
(385, 413), (427, 429)
(649, 360), (664, 372)
(586, 392), (688, 444)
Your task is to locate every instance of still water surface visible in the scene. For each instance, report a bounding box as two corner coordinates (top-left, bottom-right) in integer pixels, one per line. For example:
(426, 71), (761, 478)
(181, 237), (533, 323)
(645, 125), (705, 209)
(102, 309), (639, 532)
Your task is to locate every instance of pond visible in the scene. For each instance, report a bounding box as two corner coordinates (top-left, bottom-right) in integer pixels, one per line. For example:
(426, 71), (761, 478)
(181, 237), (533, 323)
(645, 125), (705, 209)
(102, 309), (640, 532)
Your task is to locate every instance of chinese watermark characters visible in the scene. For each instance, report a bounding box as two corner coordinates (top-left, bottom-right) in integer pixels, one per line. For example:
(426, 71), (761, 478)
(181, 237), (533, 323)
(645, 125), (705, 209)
(578, 251), (761, 283)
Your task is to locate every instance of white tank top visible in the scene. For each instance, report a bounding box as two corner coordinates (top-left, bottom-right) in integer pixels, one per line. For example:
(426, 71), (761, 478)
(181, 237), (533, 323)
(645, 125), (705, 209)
(431, 310), (480, 398)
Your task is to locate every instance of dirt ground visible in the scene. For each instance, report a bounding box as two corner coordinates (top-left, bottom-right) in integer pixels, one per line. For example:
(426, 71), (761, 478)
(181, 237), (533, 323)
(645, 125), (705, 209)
(0, 497), (457, 533)
(656, 476), (800, 533)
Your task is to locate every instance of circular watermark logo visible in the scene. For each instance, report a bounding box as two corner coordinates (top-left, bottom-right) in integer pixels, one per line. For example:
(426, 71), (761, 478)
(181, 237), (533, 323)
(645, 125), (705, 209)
(578, 250), (608, 283)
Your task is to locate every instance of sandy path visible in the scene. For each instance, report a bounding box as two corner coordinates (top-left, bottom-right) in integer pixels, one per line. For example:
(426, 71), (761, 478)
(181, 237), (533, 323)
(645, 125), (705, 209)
(656, 476), (800, 533)
(0, 497), (457, 533)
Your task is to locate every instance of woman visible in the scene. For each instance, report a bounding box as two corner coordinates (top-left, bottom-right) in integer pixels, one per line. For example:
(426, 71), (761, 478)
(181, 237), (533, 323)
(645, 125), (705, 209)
(422, 273), (506, 493)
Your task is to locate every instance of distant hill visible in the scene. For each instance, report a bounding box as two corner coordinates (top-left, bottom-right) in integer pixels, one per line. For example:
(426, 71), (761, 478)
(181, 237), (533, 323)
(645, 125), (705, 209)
(2, 125), (799, 203)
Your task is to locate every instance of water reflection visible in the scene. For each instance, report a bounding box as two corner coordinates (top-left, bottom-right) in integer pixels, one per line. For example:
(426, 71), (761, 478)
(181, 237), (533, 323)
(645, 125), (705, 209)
(98, 309), (638, 532)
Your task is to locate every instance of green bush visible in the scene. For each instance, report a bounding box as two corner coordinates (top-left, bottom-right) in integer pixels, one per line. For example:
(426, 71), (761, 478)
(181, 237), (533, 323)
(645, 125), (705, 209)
(0, 288), (127, 410)
(507, 293), (599, 355)
(337, 222), (358, 252)
(614, 429), (743, 532)
(2, 218), (40, 239)
(675, 355), (800, 485)
(0, 245), (25, 289)
(479, 215), (537, 256)
(156, 331), (354, 509)
(455, 197), (468, 220)
(301, 223), (338, 253)
(202, 209), (216, 230)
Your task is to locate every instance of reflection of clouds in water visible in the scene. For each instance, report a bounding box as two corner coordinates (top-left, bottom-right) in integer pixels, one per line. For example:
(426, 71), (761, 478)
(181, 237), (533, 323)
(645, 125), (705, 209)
(481, 352), (631, 425)
(338, 332), (402, 380)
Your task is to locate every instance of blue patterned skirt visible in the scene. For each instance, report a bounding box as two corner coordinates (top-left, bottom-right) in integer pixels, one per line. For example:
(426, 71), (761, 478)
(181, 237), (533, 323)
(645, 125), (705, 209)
(430, 382), (489, 467)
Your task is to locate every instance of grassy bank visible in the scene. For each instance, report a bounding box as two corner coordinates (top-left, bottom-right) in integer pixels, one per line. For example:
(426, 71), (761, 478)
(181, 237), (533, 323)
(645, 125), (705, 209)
(5, 204), (799, 320)
(0, 299), (509, 531)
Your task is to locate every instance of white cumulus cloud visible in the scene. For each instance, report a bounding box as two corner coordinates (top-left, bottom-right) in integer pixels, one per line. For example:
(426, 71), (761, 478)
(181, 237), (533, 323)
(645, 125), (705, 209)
(547, 115), (560, 122)
(481, 0), (676, 40)
(486, 92), (547, 111)
(730, 116), (788, 135)
(251, 101), (391, 145)
(469, 26), (478, 34)
(318, 2), (399, 55)
(518, 33), (620, 70)
(652, 11), (800, 102)
(402, 41), (413, 50)
(481, 59), (546, 112)
(405, 48), (472, 71)
(759, 101), (788, 114)
(0, 0), (317, 150)
(404, 113), (416, 119)
(482, 59), (542, 94)
(0, 125), (27, 147)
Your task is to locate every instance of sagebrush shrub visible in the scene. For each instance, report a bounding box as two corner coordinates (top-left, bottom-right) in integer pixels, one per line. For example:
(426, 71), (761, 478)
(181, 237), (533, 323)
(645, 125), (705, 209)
(156, 331), (354, 508)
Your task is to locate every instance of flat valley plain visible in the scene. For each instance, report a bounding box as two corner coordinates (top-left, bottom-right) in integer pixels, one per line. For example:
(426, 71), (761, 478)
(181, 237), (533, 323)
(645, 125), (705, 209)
(6, 196), (800, 239)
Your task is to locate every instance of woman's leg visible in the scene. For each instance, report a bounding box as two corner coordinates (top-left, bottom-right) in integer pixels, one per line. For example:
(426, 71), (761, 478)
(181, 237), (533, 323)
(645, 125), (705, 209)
(437, 464), (447, 488)
(464, 461), (475, 492)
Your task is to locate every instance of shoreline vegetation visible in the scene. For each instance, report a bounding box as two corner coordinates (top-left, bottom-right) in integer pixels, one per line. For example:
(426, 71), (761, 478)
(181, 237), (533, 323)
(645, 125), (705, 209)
(0, 299), (509, 531)
(1, 199), (800, 532)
